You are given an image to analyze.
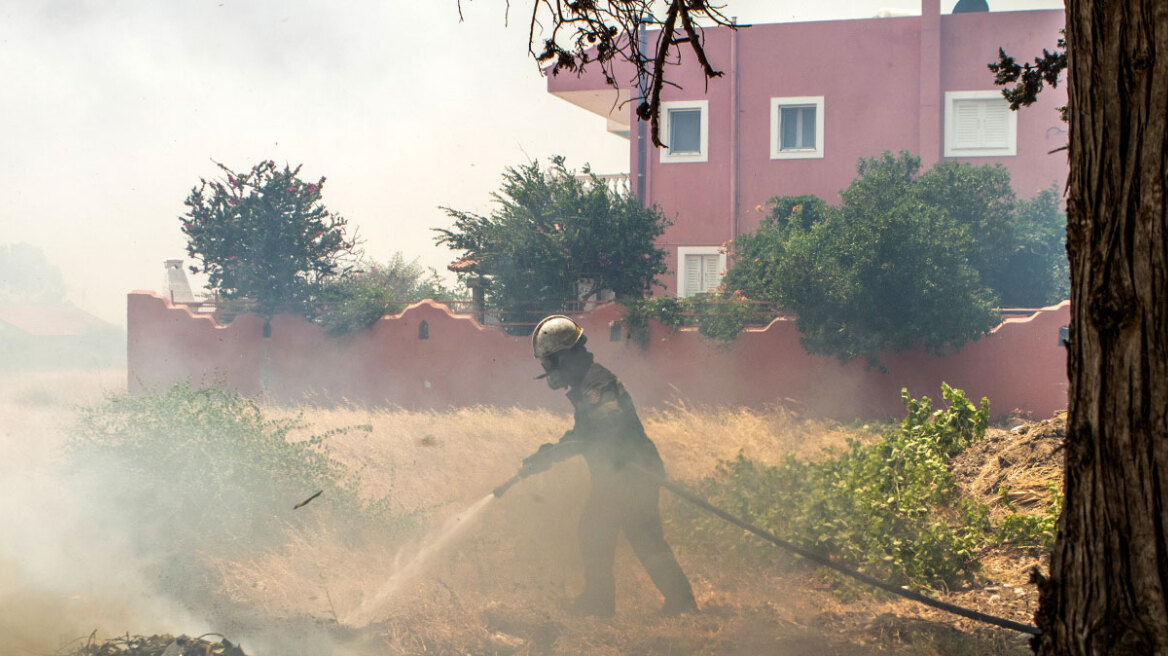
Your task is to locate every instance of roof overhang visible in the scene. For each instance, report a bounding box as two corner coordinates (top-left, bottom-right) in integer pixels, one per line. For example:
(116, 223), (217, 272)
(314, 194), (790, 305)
(549, 88), (632, 139)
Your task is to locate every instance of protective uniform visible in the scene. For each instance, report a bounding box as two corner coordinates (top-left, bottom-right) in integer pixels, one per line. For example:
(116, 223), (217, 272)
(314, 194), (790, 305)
(524, 316), (697, 617)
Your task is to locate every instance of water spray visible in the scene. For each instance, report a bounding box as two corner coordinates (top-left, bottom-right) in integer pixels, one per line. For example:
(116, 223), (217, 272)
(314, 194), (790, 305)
(345, 493), (497, 627)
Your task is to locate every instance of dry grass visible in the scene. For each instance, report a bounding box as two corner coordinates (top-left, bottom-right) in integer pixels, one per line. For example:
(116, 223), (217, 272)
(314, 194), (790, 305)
(0, 369), (125, 471)
(0, 374), (1042, 655)
(213, 402), (1034, 655)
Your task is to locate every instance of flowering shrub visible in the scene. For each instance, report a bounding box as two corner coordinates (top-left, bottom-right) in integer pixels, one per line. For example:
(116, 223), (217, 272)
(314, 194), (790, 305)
(180, 160), (360, 319)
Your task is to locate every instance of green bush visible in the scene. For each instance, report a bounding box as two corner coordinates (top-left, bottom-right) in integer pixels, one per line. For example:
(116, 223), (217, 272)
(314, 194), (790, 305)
(620, 293), (774, 345)
(69, 385), (401, 564)
(723, 152), (1068, 365)
(312, 253), (463, 336)
(436, 156), (670, 333)
(679, 384), (993, 589)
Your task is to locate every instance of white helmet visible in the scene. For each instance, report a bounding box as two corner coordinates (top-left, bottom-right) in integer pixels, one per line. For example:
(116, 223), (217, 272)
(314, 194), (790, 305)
(532, 315), (583, 359)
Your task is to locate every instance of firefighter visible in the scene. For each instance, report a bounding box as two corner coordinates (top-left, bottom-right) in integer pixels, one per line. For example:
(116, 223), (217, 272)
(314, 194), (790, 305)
(518, 314), (698, 618)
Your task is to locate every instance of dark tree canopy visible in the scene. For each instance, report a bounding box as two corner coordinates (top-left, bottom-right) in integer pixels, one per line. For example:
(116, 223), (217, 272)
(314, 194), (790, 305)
(435, 156), (669, 329)
(180, 160), (360, 319)
(989, 33), (1067, 117)
(723, 152), (1067, 366)
(724, 153), (1002, 365)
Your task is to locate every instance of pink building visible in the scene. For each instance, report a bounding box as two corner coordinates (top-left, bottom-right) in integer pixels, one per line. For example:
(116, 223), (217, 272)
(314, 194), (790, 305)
(548, 1), (1068, 297)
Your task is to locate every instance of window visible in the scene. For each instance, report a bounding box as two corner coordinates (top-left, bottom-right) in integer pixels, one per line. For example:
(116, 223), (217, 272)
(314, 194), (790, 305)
(770, 96), (825, 159)
(660, 100), (709, 163)
(677, 247), (726, 297)
(945, 91), (1017, 157)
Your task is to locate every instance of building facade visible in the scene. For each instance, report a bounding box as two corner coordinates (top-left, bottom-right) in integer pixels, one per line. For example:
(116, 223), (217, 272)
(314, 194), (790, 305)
(548, 1), (1068, 297)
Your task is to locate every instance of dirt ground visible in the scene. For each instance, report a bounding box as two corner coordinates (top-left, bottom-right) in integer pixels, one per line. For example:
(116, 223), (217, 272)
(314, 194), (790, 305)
(1, 370), (1063, 656)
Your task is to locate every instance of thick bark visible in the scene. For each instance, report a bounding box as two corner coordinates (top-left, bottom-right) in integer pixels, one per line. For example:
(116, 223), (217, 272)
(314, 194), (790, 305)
(1034, 1), (1168, 654)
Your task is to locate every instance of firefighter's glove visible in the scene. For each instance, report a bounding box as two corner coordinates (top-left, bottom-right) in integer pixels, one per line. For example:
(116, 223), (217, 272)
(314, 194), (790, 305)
(521, 442), (558, 477)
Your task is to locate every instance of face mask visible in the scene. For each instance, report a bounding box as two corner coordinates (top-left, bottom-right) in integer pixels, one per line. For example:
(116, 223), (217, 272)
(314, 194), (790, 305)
(537, 354), (569, 389)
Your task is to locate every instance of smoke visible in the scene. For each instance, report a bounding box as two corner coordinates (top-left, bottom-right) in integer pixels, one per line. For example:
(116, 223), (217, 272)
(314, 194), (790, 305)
(0, 373), (366, 656)
(0, 429), (207, 654)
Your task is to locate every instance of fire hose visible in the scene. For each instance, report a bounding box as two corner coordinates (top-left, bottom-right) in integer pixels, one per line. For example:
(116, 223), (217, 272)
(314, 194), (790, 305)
(494, 462), (1041, 636)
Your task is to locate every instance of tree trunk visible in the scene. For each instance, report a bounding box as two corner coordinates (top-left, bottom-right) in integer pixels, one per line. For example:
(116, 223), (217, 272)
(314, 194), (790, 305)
(1034, 2), (1168, 654)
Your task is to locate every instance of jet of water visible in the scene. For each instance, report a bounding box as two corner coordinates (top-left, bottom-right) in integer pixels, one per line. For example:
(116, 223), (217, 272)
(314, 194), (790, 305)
(344, 493), (495, 626)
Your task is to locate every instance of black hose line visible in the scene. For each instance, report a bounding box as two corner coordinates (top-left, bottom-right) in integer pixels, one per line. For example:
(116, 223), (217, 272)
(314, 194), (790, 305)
(642, 467), (1041, 636)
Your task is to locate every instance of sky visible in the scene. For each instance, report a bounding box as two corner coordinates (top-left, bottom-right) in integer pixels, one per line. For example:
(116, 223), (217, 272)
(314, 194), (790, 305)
(0, 0), (1061, 326)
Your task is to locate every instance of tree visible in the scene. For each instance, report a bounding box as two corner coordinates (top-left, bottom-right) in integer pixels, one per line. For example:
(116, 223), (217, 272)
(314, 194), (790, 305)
(312, 253), (463, 336)
(435, 156), (669, 330)
(0, 243), (67, 304)
(494, 0), (736, 147)
(1001, 6), (1168, 655)
(722, 151), (1070, 365)
(1003, 186), (1070, 307)
(914, 160), (1017, 299)
(180, 160), (360, 320)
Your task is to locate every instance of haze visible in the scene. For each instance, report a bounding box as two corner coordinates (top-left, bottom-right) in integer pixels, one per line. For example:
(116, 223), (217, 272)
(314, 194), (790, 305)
(0, 0), (1060, 326)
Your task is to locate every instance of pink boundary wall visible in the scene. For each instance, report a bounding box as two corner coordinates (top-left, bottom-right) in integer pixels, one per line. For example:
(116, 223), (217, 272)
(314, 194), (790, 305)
(127, 291), (1069, 420)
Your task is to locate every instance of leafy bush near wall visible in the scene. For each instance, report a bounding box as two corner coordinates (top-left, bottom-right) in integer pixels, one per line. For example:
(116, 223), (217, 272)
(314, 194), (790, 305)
(312, 253), (463, 336)
(676, 384), (995, 589)
(620, 293), (775, 344)
(436, 156), (670, 333)
(69, 385), (403, 569)
(722, 153), (1069, 366)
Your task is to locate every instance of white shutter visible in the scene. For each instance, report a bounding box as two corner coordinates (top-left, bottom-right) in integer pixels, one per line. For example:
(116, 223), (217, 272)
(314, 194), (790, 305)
(684, 255), (702, 297)
(954, 98), (1010, 149)
(980, 101), (1010, 148)
(954, 100), (983, 149)
(702, 254), (721, 293)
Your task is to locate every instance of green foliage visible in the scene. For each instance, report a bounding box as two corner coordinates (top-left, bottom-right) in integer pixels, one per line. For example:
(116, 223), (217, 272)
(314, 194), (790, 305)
(915, 160), (1017, 298)
(435, 156), (669, 331)
(724, 151), (1068, 365)
(989, 32), (1067, 115)
(996, 481), (1063, 550)
(620, 293), (774, 344)
(312, 253), (464, 336)
(69, 385), (398, 563)
(762, 195), (831, 234)
(681, 384), (994, 590)
(1001, 186), (1070, 306)
(180, 160), (360, 319)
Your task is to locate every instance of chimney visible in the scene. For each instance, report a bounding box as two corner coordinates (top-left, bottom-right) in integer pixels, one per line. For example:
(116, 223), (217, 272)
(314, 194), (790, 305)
(164, 259), (196, 304)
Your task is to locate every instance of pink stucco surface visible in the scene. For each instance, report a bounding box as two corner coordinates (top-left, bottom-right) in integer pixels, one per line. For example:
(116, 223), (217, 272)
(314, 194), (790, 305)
(128, 292), (1069, 421)
(553, 10), (1068, 292)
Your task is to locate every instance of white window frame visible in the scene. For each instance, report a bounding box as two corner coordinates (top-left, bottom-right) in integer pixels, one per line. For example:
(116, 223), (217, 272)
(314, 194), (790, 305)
(944, 90), (1018, 157)
(677, 246), (727, 298)
(770, 96), (825, 160)
(660, 100), (709, 163)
